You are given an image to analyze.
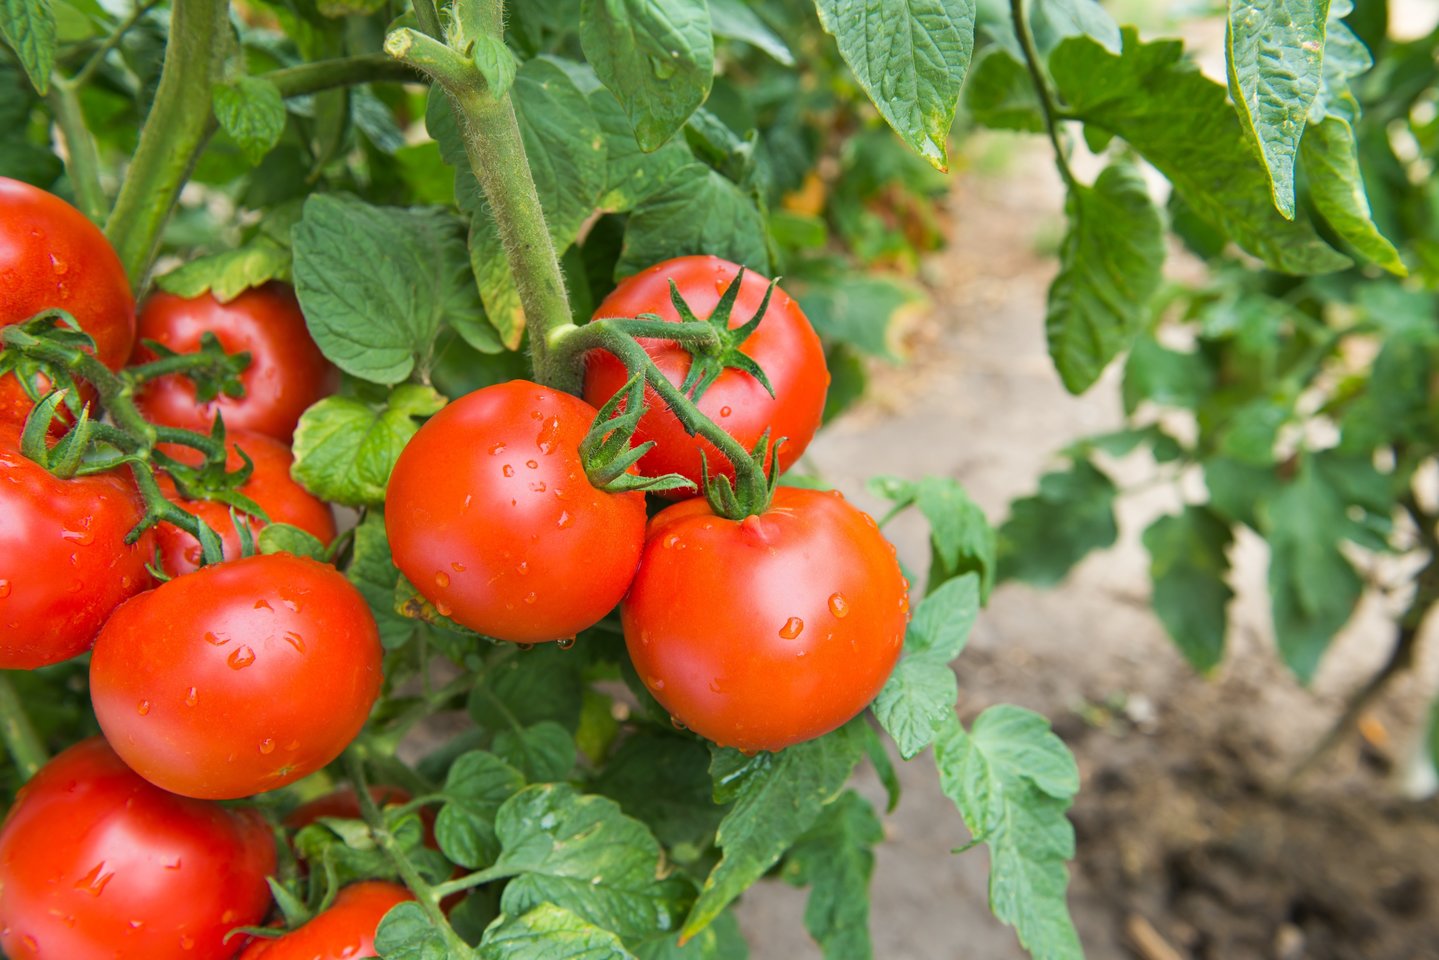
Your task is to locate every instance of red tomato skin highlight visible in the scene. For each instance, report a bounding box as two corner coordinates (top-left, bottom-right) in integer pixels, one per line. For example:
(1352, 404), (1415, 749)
(583, 256), (828, 493)
(237, 882), (413, 960)
(623, 487), (909, 752)
(0, 425), (154, 669)
(0, 738), (275, 960)
(155, 431), (336, 575)
(132, 282), (337, 442)
(89, 552), (383, 800)
(385, 380), (647, 643)
(0, 177), (135, 429)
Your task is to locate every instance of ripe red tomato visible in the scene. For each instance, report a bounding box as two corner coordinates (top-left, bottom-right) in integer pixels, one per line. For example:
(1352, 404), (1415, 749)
(385, 380), (647, 643)
(0, 737), (275, 960)
(237, 882), (413, 960)
(156, 431), (336, 575)
(89, 552), (383, 799)
(131, 282), (337, 442)
(0, 424), (153, 669)
(0, 177), (135, 430)
(582, 256), (828, 492)
(623, 487), (909, 752)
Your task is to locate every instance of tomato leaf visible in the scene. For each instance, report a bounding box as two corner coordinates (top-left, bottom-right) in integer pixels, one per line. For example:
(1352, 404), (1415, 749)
(964, 48), (1044, 133)
(789, 269), (922, 360)
(1029, 0), (1122, 55)
(1121, 334), (1213, 414)
(0, 0), (56, 95)
(934, 707), (1082, 960)
(469, 644), (585, 733)
(870, 476), (997, 600)
(1046, 163), (1164, 395)
(492, 722), (578, 784)
(633, 910), (746, 959)
(345, 512), (415, 648)
(155, 239), (291, 303)
(255, 523), (327, 562)
(291, 384), (445, 507)
(579, 0), (713, 152)
(815, 0), (976, 171)
(591, 733), (728, 865)
(709, 0), (794, 65)
(997, 459), (1117, 586)
(681, 722), (863, 940)
(1143, 507), (1234, 675)
(479, 904), (639, 959)
(781, 790), (882, 960)
(1224, 0), (1328, 219)
(436, 751), (526, 869)
(212, 76), (287, 165)
(471, 33), (518, 97)
(872, 574), (980, 759)
(374, 901), (454, 959)
(617, 164), (770, 279)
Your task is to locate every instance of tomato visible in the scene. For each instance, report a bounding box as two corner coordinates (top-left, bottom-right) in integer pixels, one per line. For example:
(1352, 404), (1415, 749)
(385, 380), (647, 643)
(0, 424), (153, 669)
(0, 737), (274, 960)
(237, 882), (412, 960)
(89, 552), (383, 799)
(582, 256), (828, 493)
(0, 178), (135, 430)
(131, 282), (337, 442)
(623, 487), (909, 752)
(156, 431), (336, 575)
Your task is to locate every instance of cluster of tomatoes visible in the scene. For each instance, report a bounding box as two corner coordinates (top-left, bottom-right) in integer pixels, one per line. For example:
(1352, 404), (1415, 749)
(0, 176), (910, 958)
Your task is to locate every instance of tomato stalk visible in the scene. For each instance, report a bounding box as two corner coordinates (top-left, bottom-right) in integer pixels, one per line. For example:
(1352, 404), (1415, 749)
(1011, 0), (1080, 192)
(0, 675), (47, 781)
(45, 80), (107, 223)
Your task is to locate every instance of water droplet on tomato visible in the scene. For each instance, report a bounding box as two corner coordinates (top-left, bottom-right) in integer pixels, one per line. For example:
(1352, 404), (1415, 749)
(489, 442), (506, 455)
(779, 617), (804, 639)
(227, 646), (256, 669)
(708, 677), (726, 694)
(517, 642), (534, 652)
(253, 598), (273, 611)
(21, 935), (37, 952)
(530, 480), (547, 493)
(670, 715), (687, 730)
(526, 459), (539, 470)
(647, 676), (665, 691)
(283, 631), (306, 653)
(180, 933), (195, 950)
(524, 592), (537, 604)
(135, 699), (150, 716)
(75, 862), (113, 896)
(720, 406), (732, 417)
(258, 739), (276, 755)
(282, 597), (302, 613)
(556, 636), (575, 650)
(502, 464), (515, 478)
(0, 580), (10, 599)
(436, 601), (453, 617)
(536, 416), (561, 453)
(662, 534), (680, 549)
(435, 571), (451, 588)
(50, 254), (67, 276)
(557, 510), (572, 528)
(184, 687), (198, 707)
(451, 561), (466, 572)
(516, 561), (529, 575)
(828, 594), (850, 618)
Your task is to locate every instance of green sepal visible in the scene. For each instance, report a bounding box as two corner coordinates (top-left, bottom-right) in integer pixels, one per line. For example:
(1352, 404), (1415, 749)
(579, 370), (697, 495)
(132, 331), (251, 403)
(671, 268), (778, 402)
(0, 309), (90, 419)
(701, 431), (784, 520)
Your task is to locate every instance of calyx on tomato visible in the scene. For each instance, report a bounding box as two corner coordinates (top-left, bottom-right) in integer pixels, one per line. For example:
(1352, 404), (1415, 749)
(654, 267), (779, 403)
(578, 370), (696, 496)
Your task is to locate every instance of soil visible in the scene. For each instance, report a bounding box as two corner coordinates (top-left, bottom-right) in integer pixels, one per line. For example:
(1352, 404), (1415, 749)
(732, 132), (1439, 960)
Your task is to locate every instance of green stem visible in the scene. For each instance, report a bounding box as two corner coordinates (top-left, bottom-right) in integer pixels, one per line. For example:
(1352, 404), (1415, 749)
(1011, 0), (1078, 191)
(71, 0), (164, 89)
(410, 0), (444, 40)
(46, 79), (107, 222)
(105, 0), (231, 290)
(266, 54), (418, 99)
(0, 675), (46, 780)
(431, 865), (509, 901)
(384, 17), (573, 380)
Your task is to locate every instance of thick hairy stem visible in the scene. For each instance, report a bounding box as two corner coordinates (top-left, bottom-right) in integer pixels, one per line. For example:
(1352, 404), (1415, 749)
(105, 0), (230, 290)
(0, 675), (47, 780)
(1010, 0), (1079, 191)
(47, 80), (107, 222)
(266, 55), (418, 99)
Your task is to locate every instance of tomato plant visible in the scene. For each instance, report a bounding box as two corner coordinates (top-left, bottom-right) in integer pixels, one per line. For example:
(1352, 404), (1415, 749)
(237, 882), (413, 960)
(0, 737), (274, 960)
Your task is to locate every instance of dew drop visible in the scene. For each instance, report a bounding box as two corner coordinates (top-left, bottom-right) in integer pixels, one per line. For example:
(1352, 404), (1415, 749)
(75, 862), (113, 896)
(436, 601), (453, 617)
(516, 560), (529, 575)
(556, 636), (576, 650)
(828, 594), (850, 619)
(451, 561), (466, 572)
(648, 676), (665, 691)
(502, 464), (515, 478)
(524, 592), (537, 604)
(0, 580), (10, 599)
(21, 935), (37, 952)
(517, 642), (534, 652)
(708, 677), (726, 694)
(184, 687), (198, 707)
(180, 933), (195, 950)
(526, 459), (539, 470)
(779, 617), (805, 639)
(286, 739), (300, 751)
(227, 646), (256, 670)
(556, 510), (573, 528)
(253, 598), (273, 612)
(662, 534), (680, 549)
(135, 699), (150, 716)
(435, 571), (451, 588)
(50, 253), (68, 275)
(530, 480), (547, 493)
(670, 715), (687, 731)
(719, 406), (732, 418)
(283, 631), (306, 653)
(489, 442), (506, 455)
(258, 739), (276, 755)
(536, 416), (561, 454)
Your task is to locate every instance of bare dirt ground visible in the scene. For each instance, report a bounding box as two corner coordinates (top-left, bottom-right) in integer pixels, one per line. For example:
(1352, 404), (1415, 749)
(733, 136), (1439, 960)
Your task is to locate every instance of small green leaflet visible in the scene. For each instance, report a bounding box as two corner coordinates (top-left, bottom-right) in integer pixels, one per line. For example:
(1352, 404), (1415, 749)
(471, 33), (518, 97)
(493, 721), (578, 783)
(867, 474), (997, 599)
(682, 723), (863, 940)
(579, 0), (714, 152)
(374, 901), (455, 959)
(1030, 0), (1121, 56)
(156, 240), (291, 302)
(935, 707), (1082, 960)
(815, 0), (975, 171)
(435, 750), (526, 869)
(634, 910), (746, 959)
(1143, 507), (1234, 674)
(709, 0), (794, 65)
(1, 0), (56, 95)
(963, 48), (1044, 133)
(256, 523), (327, 562)
(790, 271), (922, 360)
(616, 164), (770, 278)
(479, 904), (638, 960)
(873, 574), (980, 759)
(1225, 0), (1329, 220)
(345, 512), (414, 647)
(997, 459), (1117, 587)
(212, 76), (287, 165)
(291, 384), (445, 507)
(1046, 163), (1164, 395)
(782, 790), (884, 960)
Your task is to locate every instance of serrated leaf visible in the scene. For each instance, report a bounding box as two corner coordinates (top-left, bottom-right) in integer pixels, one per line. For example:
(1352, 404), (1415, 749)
(213, 76), (287, 165)
(291, 384), (445, 507)
(591, 733), (727, 863)
(1030, 0), (1121, 55)
(156, 240), (291, 302)
(580, 0), (713, 151)
(437, 751), (526, 869)
(1225, 0), (1329, 219)
(1049, 30), (1350, 275)
(470, 644), (585, 733)
(873, 575), (980, 759)
(783, 790), (882, 960)
(1143, 507), (1233, 674)
(1047, 163), (1164, 395)
(998, 459), (1117, 586)
(682, 723), (863, 940)
(963, 48), (1043, 133)
(374, 901), (454, 959)
(935, 707), (1081, 960)
(346, 512), (414, 647)
(789, 271), (922, 360)
(870, 476), (996, 599)
(617, 163), (770, 278)
(1121, 334), (1213, 414)
(1300, 115), (1405, 275)
(256, 522), (328, 561)
(633, 910), (746, 960)
(709, 0), (793, 64)
(293, 195), (483, 383)
(480, 904), (638, 960)
(493, 721), (578, 783)
(1, 0), (56, 95)
(815, 0), (976, 171)
(472, 33), (518, 96)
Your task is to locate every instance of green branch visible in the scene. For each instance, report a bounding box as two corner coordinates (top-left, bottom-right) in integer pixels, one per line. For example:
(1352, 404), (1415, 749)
(1011, 0), (1078, 191)
(0, 675), (46, 781)
(266, 54), (418, 99)
(46, 79), (106, 222)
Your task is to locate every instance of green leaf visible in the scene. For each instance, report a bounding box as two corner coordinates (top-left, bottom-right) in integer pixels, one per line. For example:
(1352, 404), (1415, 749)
(346, 512), (414, 647)
(1225, 0), (1328, 219)
(437, 751), (526, 869)
(790, 271), (923, 360)
(0, 0), (56, 95)
(212, 76), (287, 165)
(375, 901), (453, 959)
(292, 195), (482, 383)
(1300, 116), (1405, 275)
(709, 0), (794, 64)
(491, 784), (692, 943)
(873, 575), (979, 759)
(815, 0), (976, 171)
(934, 707), (1081, 960)
(617, 164), (770, 278)
(1121, 334), (1213, 414)
(470, 644), (585, 733)
(634, 910), (746, 960)
(256, 522), (328, 561)
(1047, 163), (1164, 395)
(291, 384), (445, 507)
(493, 721), (578, 783)
(1030, 0), (1121, 55)
(998, 459), (1117, 586)
(472, 33), (518, 96)
(579, 0), (714, 151)
(1049, 30), (1350, 275)
(963, 48), (1043, 133)
(683, 723), (863, 940)
(480, 904), (638, 960)
(1142, 507), (1233, 674)
(591, 733), (727, 864)
(155, 240), (291, 303)
(783, 790), (883, 960)
(1428, 695), (1439, 780)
